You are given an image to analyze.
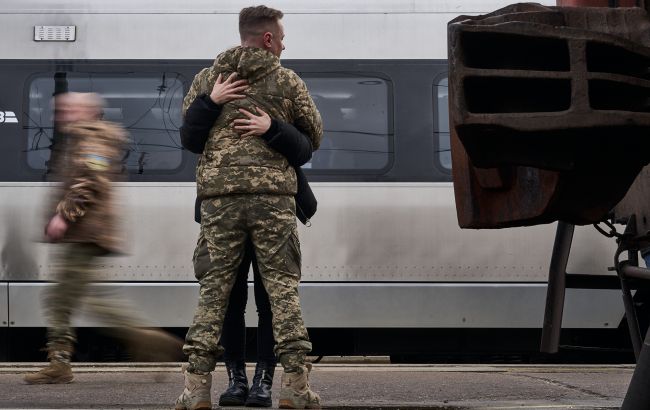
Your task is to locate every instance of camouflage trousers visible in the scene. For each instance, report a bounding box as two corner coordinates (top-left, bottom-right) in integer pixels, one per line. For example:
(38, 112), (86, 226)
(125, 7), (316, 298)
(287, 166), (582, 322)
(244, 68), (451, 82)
(184, 194), (311, 374)
(45, 243), (140, 349)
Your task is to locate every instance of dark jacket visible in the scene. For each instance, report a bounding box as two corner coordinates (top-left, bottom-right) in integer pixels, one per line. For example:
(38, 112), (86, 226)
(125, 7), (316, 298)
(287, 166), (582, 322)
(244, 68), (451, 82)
(181, 94), (317, 224)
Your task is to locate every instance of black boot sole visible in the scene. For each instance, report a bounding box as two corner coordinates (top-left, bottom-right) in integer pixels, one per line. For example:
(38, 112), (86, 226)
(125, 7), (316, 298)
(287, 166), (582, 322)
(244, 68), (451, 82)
(219, 395), (247, 406)
(245, 396), (272, 407)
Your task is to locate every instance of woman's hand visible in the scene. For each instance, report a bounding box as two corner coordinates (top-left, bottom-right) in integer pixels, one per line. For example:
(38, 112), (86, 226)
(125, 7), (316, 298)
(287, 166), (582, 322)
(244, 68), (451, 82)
(209, 73), (248, 105)
(232, 107), (272, 137)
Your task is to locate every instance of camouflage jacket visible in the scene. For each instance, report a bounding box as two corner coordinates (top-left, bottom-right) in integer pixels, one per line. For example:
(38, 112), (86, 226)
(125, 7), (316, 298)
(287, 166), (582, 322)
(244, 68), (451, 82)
(52, 120), (127, 253)
(183, 46), (323, 199)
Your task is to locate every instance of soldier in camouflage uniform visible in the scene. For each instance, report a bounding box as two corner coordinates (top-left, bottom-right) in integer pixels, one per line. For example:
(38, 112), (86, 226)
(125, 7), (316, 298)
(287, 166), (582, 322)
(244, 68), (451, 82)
(176, 6), (323, 410)
(24, 92), (182, 385)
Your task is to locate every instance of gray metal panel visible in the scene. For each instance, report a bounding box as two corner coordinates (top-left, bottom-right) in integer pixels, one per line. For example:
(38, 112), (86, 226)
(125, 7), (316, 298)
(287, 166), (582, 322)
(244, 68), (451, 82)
(0, 13), (448, 60)
(0, 283), (6, 326)
(0, 183), (618, 283)
(9, 282), (198, 327)
(8, 283), (42, 326)
(0, 1), (557, 60)
(0, 1), (556, 14)
(300, 284), (623, 329)
(302, 183), (617, 283)
(8, 282), (624, 329)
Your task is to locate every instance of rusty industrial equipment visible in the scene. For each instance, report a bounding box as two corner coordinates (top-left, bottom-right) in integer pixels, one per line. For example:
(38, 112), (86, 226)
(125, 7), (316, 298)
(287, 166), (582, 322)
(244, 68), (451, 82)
(448, 3), (650, 228)
(448, 2), (650, 408)
(558, 0), (640, 5)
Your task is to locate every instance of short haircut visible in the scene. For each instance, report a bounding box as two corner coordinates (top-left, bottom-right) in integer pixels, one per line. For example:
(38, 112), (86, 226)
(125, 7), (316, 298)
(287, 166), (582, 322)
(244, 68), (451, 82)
(239, 5), (283, 39)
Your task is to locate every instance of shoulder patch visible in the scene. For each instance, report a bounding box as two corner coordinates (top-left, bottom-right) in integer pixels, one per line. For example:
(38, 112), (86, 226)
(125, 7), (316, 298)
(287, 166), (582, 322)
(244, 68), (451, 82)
(83, 154), (110, 171)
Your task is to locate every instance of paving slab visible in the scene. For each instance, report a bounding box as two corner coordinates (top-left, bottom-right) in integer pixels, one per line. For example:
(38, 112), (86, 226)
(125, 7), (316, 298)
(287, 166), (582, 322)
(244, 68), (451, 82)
(0, 364), (633, 409)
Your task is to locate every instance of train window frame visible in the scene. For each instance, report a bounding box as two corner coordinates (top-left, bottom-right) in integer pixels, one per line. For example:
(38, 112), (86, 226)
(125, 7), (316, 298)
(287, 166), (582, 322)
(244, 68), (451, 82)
(2, 59), (448, 183)
(298, 71), (395, 176)
(24, 70), (188, 176)
(433, 73), (452, 174)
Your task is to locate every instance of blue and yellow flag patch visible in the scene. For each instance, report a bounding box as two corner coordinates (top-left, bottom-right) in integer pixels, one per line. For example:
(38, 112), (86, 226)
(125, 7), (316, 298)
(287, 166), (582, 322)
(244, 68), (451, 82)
(84, 154), (110, 171)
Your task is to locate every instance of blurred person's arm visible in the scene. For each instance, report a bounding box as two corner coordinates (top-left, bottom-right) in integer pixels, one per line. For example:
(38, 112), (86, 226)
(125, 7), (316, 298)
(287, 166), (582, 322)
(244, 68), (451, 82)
(55, 169), (106, 224)
(46, 123), (120, 241)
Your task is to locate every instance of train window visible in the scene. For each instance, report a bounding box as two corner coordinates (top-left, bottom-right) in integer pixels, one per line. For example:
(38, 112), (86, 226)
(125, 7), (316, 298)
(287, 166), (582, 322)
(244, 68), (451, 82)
(26, 73), (184, 173)
(436, 77), (451, 170)
(302, 76), (392, 171)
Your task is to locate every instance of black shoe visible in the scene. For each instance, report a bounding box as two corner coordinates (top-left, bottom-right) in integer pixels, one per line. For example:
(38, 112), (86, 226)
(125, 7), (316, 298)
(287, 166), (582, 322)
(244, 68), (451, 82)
(218, 361), (249, 406)
(245, 361), (275, 407)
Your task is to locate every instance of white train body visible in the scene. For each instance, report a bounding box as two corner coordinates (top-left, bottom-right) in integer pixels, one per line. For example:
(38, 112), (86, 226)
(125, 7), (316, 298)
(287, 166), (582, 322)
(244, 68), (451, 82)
(0, 0), (625, 358)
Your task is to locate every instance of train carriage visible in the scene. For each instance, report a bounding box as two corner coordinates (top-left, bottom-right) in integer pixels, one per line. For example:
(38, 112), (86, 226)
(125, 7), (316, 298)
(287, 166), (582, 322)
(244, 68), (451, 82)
(0, 0), (630, 361)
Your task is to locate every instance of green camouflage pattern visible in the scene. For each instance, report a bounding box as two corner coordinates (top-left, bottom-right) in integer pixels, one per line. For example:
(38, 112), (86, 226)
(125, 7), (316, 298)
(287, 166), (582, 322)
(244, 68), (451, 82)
(52, 120), (127, 254)
(45, 243), (141, 348)
(182, 46), (323, 200)
(183, 194), (311, 374)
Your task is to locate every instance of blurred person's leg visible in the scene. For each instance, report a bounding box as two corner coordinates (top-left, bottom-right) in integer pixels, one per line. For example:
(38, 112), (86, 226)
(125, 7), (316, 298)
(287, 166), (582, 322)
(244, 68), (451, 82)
(246, 252), (277, 407)
(248, 195), (320, 409)
(177, 196), (248, 410)
(82, 282), (141, 329)
(64, 248), (184, 362)
(219, 240), (253, 406)
(46, 243), (101, 352)
(24, 243), (100, 384)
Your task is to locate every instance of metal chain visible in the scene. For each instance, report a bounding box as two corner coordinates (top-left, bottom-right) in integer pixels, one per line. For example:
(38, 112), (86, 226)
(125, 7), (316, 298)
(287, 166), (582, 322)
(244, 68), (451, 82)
(593, 220), (623, 239)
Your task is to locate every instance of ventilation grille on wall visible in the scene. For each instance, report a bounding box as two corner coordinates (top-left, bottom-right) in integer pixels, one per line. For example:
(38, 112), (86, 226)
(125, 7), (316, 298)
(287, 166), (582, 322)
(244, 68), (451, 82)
(34, 26), (76, 42)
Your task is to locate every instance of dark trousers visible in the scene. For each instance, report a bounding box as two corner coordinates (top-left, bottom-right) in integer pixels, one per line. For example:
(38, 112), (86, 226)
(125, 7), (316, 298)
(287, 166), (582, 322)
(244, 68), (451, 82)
(221, 239), (277, 364)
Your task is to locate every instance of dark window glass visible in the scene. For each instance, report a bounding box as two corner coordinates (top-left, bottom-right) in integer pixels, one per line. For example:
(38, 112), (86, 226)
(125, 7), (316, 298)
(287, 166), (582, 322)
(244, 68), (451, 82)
(27, 73), (185, 172)
(436, 77), (451, 170)
(302, 76), (392, 171)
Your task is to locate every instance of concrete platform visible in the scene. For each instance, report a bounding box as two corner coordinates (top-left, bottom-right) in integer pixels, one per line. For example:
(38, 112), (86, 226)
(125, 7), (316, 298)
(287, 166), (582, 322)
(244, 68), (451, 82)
(0, 363), (634, 409)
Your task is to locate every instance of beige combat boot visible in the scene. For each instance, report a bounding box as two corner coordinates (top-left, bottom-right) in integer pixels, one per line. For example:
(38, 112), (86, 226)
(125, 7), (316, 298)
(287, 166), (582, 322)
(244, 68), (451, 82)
(174, 365), (212, 410)
(279, 363), (321, 409)
(24, 345), (74, 384)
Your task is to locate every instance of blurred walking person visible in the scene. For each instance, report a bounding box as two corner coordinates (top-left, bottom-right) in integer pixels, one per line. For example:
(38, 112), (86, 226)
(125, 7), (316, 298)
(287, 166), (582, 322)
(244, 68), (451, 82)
(24, 92), (181, 385)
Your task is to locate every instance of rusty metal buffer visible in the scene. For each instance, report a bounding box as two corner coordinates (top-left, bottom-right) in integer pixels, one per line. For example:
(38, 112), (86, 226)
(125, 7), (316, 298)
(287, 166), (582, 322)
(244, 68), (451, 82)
(448, 3), (650, 228)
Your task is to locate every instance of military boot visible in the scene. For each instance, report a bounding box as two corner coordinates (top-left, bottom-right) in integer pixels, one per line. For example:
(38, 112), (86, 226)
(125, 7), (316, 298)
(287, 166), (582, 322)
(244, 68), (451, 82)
(245, 361), (275, 407)
(175, 366), (212, 410)
(278, 363), (321, 409)
(218, 361), (249, 406)
(24, 344), (74, 385)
